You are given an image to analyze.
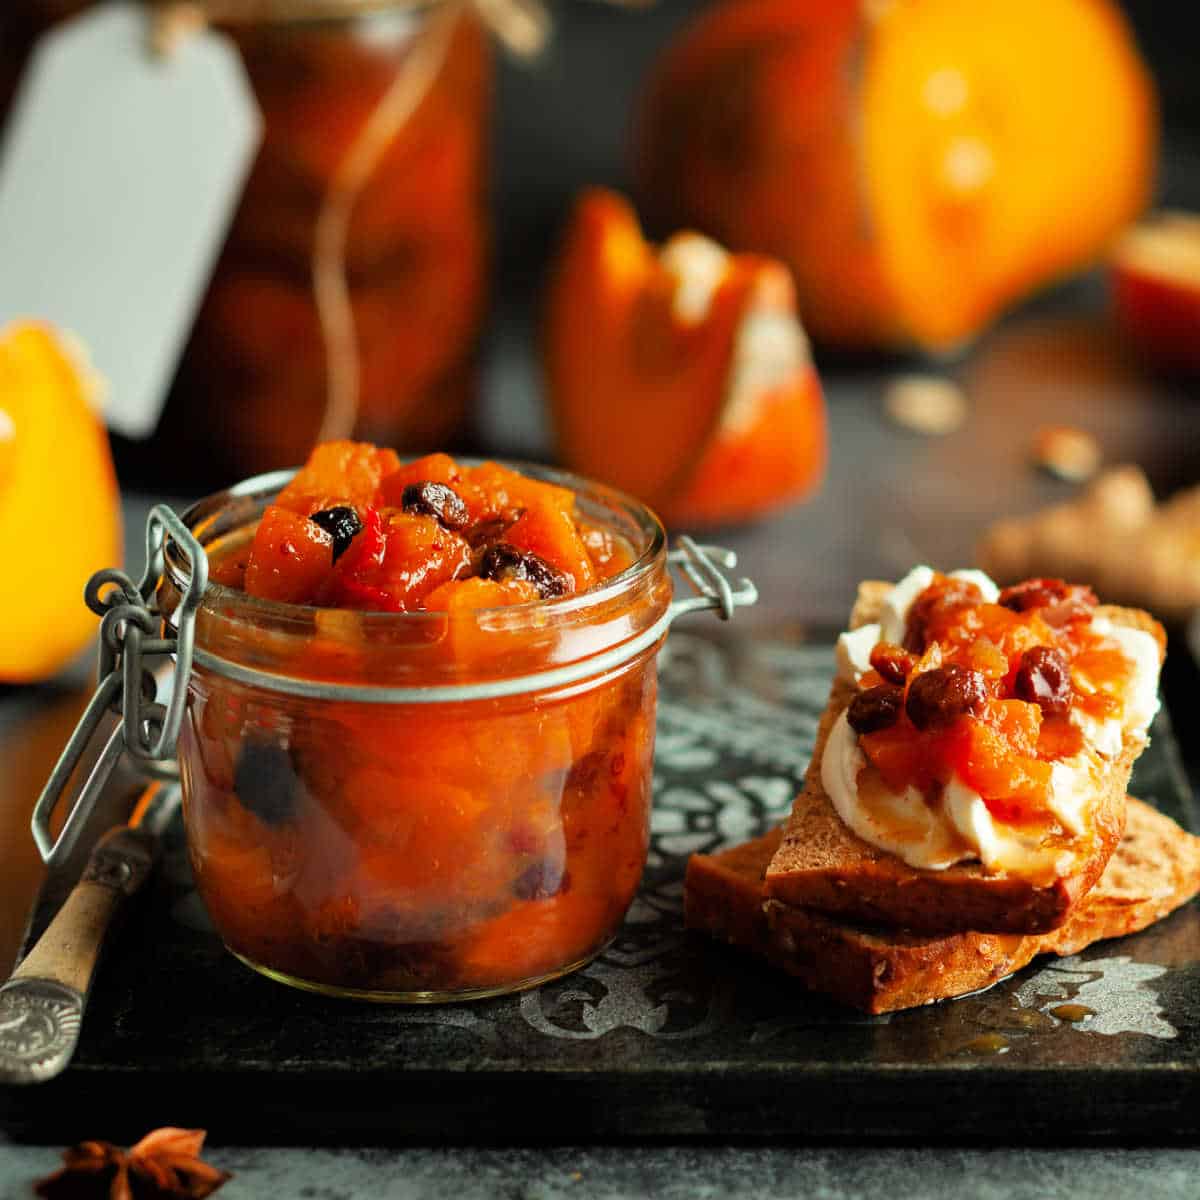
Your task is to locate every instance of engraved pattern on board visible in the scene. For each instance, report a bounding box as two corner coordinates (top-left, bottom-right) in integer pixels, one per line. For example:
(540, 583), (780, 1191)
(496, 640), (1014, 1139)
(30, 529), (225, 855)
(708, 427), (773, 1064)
(0, 979), (83, 1084)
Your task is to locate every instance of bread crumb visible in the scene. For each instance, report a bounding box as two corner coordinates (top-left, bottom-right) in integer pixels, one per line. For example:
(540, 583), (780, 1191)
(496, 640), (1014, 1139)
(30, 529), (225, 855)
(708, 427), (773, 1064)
(884, 375), (967, 435)
(1032, 425), (1102, 482)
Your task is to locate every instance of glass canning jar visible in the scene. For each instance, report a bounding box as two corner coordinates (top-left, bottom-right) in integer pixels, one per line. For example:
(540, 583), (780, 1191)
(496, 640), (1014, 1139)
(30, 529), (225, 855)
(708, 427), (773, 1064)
(143, 464), (752, 1001)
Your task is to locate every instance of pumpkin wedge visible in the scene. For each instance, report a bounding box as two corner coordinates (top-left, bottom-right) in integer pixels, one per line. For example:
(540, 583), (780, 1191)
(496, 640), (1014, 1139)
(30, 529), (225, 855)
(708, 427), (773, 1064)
(544, 188), (826, 528)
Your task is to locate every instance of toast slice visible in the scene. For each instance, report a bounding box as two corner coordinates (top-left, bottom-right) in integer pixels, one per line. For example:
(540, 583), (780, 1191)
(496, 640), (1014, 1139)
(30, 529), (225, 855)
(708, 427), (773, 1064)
(685, 798), (1200, 1014)
(764, 581), (1165, 934)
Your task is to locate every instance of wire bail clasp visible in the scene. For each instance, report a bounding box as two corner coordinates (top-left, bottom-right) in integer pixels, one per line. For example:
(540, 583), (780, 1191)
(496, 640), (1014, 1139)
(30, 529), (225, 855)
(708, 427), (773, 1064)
(31, 506), (208, 867)
(666, 536), (757, 623)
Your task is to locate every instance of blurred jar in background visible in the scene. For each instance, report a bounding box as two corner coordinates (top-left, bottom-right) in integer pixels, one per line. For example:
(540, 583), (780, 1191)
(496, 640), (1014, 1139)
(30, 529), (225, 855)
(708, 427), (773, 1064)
(166, 5), (489, 482)
(167, 1), (492, 482)
(3, 1), (492, 484)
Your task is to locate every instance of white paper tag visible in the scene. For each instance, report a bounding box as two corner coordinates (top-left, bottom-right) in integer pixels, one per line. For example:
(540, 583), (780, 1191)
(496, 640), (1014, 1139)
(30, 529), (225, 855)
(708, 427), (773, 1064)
(0, 3), (261, 438)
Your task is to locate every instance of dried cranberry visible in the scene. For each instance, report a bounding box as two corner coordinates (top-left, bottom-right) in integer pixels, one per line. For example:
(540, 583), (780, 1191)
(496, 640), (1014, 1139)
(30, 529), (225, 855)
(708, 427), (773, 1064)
(514, 859), (569, 901)
(847, 684), (905, 735)
(479, 542), (568, 599)
(998, 578), (1097, 614)
(869, 642), (917, 685)
(400, 481), (470, 531)
(309, 505), (363, 563)
(1014, 645), (1073, 717)
(905, 665), (988, 731)
(903, 579), (985, 653)
(233, 736), (304, 825)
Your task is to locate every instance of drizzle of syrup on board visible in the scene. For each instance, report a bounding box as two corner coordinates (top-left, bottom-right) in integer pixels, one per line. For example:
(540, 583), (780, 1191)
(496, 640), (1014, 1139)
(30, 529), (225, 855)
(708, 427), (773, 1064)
(963, 1033), (1010, 1056)
(1050, 1003), (1095, 1023)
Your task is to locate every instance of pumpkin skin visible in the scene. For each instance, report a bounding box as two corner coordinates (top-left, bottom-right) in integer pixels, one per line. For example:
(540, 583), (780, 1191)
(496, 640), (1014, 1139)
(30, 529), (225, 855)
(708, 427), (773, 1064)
(0, 322), (121, 682)
(544, 188), (826, 528)
(1111, 212), (1200, 375)
(636, 0), (1157, 352)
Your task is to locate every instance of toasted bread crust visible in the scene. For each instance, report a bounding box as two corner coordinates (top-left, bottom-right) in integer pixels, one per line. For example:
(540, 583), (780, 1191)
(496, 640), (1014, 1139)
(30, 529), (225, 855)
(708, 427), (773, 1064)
(764, 583), (1164, 935)
(685, 799), (1200, 1014)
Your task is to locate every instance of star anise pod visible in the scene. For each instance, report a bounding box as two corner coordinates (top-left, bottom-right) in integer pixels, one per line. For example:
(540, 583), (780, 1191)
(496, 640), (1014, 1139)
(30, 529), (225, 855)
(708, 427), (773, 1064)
(33, 1127), (230, 1199)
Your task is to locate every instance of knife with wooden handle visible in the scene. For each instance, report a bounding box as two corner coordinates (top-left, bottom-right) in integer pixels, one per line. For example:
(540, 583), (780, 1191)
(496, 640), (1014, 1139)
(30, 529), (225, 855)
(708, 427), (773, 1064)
(0, 783), (176, 1085)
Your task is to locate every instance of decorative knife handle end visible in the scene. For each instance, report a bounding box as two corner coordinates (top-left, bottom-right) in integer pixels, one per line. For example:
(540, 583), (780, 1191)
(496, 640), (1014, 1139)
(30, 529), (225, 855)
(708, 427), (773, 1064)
(0, 823), (158, 1086)
(0, 978), (83, 1085)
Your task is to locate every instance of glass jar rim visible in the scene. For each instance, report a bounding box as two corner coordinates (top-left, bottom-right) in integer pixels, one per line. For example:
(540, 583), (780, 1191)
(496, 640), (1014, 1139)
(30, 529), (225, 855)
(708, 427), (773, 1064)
(164, 457), (668, 632)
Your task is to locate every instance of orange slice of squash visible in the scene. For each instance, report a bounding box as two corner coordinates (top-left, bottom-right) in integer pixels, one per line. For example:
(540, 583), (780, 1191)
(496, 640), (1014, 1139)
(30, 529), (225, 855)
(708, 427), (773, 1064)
(544, 188), (826, 527)
(0, 321), (122, 682)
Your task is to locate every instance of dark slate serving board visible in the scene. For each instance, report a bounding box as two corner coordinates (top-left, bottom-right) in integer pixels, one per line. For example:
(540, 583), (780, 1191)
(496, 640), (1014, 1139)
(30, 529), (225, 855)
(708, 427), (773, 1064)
(3, 633), (1199, 1145)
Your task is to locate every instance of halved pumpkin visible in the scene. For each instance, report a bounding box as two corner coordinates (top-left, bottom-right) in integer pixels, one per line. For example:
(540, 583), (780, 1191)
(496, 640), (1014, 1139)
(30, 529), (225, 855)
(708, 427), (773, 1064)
(636, 0), (1156, 351)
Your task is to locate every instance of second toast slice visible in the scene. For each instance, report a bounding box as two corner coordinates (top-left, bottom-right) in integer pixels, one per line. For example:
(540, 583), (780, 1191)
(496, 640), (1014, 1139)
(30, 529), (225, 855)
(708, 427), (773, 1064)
(687, 797), (1200, 1013)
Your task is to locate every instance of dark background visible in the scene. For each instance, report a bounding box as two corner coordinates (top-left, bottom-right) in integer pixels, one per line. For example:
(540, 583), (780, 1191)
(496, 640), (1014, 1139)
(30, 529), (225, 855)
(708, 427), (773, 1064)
(7, 0), (1195, 483)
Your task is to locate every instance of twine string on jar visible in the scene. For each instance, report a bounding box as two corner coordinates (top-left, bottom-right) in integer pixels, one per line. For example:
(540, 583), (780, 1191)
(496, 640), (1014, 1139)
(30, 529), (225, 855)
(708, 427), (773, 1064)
(310, 3), (462, 443)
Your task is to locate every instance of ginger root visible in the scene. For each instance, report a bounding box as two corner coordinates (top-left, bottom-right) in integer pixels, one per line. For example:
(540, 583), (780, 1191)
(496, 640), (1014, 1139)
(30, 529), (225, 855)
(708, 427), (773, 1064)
(978, 466), (1200, 623)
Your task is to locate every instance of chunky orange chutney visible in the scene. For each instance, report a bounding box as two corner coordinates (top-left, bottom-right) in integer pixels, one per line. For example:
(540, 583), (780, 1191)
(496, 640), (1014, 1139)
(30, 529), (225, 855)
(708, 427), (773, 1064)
(176, 442), (668, 1000)
(211, 441), (634, 609)
(848, 575), (1151, 832)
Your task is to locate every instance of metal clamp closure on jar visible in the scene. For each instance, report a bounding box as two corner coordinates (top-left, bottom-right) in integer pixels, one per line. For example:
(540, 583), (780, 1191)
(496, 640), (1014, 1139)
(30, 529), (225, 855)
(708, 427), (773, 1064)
(32, 504), (756, 868)
(31, 506), (207, 867)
